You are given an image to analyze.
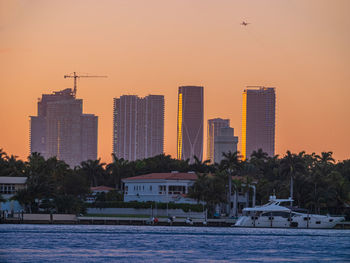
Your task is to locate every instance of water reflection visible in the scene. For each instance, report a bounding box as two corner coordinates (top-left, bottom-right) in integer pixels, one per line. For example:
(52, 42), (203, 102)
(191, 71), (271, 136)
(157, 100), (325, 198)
(0, 225), (349, 262)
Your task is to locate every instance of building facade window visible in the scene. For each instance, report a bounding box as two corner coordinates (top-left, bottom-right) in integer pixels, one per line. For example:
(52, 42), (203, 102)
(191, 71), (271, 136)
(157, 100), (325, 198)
(168, 185), (186, 195)
(158, 185), (166, 194)
(0, 184), (16, 194)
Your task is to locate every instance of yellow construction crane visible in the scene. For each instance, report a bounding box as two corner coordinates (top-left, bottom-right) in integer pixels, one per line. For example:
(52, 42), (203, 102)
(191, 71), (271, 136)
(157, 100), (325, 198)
(64, 72), (107, 98)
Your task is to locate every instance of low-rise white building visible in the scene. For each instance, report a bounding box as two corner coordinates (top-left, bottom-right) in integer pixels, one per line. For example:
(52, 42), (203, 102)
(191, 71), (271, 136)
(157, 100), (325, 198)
(122, 172), (198, 204)
(122, 172), (257, 216)
(0, 176), (27, 212)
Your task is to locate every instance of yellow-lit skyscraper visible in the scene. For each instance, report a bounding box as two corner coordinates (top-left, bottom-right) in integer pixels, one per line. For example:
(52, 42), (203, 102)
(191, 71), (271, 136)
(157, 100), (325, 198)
(177, 86), (203, 163)
(242, 87), (275, 160)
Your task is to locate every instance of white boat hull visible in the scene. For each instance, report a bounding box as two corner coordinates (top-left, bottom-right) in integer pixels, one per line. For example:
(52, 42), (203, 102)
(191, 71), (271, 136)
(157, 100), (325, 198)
(235, 214), (344, 229)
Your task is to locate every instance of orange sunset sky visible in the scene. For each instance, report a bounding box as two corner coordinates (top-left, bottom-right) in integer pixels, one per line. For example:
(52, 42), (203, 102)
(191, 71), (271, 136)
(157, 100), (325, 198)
(0, 0), (349, 163)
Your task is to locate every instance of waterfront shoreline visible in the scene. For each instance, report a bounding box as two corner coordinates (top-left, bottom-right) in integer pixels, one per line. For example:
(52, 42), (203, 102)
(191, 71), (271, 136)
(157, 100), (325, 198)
(2, 214), (350, 229)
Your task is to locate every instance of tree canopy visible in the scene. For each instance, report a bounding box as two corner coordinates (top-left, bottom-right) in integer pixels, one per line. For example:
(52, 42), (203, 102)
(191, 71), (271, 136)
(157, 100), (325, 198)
(0, 148), (349, 217)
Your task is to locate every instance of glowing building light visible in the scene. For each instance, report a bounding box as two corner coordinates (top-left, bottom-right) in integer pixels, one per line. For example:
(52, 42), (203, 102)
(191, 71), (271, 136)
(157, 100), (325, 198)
(242, 91), (247, 160)
(176, 86), (203, 163)
(177, 93), (183, 159)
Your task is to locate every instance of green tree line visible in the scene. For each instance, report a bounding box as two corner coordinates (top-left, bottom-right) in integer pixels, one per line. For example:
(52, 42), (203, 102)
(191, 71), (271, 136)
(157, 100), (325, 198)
(0, 148), (349, 217)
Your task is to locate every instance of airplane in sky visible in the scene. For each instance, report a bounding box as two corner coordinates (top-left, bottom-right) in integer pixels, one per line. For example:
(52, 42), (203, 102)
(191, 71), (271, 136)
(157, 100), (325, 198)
(241, 21), (250, 26)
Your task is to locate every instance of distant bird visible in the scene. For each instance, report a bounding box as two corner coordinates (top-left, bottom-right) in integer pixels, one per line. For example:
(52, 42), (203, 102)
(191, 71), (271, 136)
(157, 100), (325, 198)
(241, 21), (250, 26)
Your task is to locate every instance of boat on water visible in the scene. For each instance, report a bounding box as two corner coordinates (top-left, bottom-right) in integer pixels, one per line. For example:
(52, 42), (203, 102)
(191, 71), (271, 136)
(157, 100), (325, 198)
(235, 195), (345, 229)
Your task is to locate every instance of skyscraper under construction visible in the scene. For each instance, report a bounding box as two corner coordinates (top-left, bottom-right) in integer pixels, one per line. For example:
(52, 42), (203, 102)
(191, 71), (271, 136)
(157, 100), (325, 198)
(30, 88), (98, 167)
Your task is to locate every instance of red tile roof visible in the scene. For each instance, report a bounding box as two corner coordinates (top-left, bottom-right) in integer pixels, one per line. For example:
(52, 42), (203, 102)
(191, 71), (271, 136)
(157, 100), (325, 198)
(122, 173), (252, 182)
(91, 186), (115, 191)
(122, 173), (199, 181)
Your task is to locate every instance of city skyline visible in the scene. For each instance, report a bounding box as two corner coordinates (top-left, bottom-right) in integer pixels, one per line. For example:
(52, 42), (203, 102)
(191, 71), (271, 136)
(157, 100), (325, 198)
(1, 2), (349, 261)
(1, 1), (349, 162)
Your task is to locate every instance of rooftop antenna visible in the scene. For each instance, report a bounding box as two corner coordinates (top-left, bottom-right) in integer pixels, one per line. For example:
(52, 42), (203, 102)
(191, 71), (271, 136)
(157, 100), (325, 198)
(64, 72), (107, 98)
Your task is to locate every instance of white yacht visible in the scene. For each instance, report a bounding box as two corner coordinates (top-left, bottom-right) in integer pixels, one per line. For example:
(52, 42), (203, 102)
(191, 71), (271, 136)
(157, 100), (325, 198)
(235, 195), (345, 229)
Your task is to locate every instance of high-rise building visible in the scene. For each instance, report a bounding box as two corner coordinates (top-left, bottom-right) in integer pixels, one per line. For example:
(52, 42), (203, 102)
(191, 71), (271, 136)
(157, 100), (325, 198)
(143, 95), (165, 158)
(113, 95), (138, 161)
(113, 95), (164, 161)
(81, 114), (98, 162)
(177, 86), (204, 163)
(214, 127), (238, 164)
(207, 118), (230, 163)
(242, 86), (275, 160)
(30, 88), (98, 167)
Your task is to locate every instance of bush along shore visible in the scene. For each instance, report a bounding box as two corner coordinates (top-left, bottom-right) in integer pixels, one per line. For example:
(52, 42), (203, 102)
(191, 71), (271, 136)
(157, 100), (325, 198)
(89, 201), (204, 212)
(0, 148), (349, 219)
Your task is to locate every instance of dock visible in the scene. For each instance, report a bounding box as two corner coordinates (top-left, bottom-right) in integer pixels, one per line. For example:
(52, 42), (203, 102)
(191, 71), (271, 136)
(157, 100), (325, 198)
(0, 213), (235, 227)
(77, 216), (235, 227)
(1, 214), (349, 228)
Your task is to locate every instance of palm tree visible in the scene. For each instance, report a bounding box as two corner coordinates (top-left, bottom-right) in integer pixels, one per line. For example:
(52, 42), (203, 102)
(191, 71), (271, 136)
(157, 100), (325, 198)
(253, 154), (281, 205)
(23, 153), (58, 211)
(306, 152), (336, 213)
(317, 151), (335, 163)
(106, 154), (129, 190)
(220, 151), (242, 172)
(315, 152), (335, 176)
(220, 151), (242, 216)
(45, 157), (71, 193)
(326, 171), (350, 214)
(188, 172), (227, 217)
(190, 156), (210, 173)
(188, 173), (208, 203)
(25, 153), (46, 177)
(0, 148), (7, 158)
(0, 148), (8, 175)
(280, 151), (306, 206)
(250, 149), (269, 161)
(11, 188), (35, 213)
(335, 159), (350, 185)
(249, 149), (269, 179)
(80, 159), (106, 187)
(0, 154), (26, 177)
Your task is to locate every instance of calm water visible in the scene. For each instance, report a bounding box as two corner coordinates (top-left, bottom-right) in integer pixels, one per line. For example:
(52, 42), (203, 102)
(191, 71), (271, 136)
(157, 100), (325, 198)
(0, 224), (350, 262)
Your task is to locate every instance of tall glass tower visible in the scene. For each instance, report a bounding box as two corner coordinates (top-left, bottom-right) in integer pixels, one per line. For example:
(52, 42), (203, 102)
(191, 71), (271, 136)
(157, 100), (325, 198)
(242, 86), (275, 160)
(177, 86), (204, 163)
(113, 95), (164, 161)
